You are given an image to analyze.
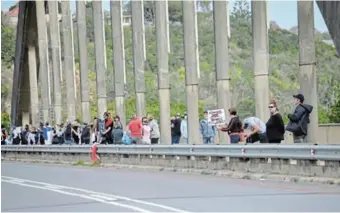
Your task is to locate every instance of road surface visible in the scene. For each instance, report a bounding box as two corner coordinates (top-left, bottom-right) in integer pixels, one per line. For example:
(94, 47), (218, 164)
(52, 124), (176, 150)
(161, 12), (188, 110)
(1, 162), (340, 212)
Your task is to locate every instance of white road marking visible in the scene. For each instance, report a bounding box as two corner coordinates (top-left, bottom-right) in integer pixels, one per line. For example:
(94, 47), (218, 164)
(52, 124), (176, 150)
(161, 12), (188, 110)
(2, 176), (190, 213)
(91, 194), (118, 201)
(2, 179), (152, 213)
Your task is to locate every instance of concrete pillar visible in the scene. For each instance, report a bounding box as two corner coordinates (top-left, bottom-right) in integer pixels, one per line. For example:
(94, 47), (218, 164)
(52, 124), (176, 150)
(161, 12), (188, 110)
(111, 0), (126, 127)
(61, 1), (76, 121)
(183, 0), (200, 145)
(11, 1), (26, 126)
(36, 1), (50, 122)
(22, 112), (30, 127)
(28, 46), (39, 127)
(155, 0), (171, 144)
(93, 1), (107, 118)
(48, 1), (62, 125)
(297, 0), (318, 144)
(131, 0), (146, 117)
(213, 1), (231, 144)
(251, 1), (270, 123)
(77, 1), (91, 124)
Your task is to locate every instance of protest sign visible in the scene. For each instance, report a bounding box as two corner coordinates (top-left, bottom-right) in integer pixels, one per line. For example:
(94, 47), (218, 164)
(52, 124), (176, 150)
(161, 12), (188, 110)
(207, 109), (226, 125)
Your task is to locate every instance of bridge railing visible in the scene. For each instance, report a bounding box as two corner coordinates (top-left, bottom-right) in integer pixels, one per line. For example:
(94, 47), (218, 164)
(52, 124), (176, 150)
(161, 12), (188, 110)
(2, 144), (340, 161)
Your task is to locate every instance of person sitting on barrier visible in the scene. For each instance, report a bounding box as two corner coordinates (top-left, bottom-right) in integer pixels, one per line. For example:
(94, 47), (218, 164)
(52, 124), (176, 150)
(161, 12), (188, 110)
(64, 121), (73, 145)
(80, 123), (91, 144)
(216, 108), (243, 144)
(266, 100), (285, 144)
(142, 117), (151, 145)
(111, 115), (124, 144)
(286, 94), (313, 143)
(243, 117), (267, 143)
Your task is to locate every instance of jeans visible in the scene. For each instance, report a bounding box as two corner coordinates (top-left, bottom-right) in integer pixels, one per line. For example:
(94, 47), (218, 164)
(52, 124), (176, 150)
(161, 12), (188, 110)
(293, 135), (307, 143)
(64, 139), (73, 145)
(171, 135), (180, 144)
(203, 137), (214, 144)
(230, 135), (240, 144)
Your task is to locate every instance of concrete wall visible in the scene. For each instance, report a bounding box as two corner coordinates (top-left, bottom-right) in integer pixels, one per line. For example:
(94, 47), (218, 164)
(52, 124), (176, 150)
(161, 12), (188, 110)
(284, 124), (340, 144)
(2, 150), (339, 179)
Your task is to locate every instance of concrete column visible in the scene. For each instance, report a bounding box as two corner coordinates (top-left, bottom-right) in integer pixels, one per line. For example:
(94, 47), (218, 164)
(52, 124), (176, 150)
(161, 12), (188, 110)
(131, 0), (146, 117)
(298, 0), (318, 144)
(111, 0), (126, 127)
(36, 1), (50, 122)
(213, 1), (231, 144)
(77, 1), (91, 124)
(48, 1), (62, 124)
(155, 0), (171, 144)
(61, 1), (76, 121)
(183, 0), (200, 145)
(22, 112), (30, 127)
(93, 1), (107, 118)
(28, 46), (39, 127)
(251, 1), (270, 123)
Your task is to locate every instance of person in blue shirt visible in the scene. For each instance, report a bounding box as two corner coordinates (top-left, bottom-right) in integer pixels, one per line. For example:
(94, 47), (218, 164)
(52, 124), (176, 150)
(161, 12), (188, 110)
(199, 110), (216, 144)
(243, 117), (267, 143)
(42, 122), (52, 144)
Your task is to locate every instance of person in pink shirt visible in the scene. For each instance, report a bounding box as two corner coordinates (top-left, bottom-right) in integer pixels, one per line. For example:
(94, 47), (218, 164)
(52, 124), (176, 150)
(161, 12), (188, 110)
(141, 117), (151, 145)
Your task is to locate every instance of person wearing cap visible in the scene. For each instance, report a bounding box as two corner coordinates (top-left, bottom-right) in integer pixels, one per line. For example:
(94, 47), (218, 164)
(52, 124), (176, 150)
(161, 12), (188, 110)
(286, 93), (313, 143)
(243, 117), (267, 143)
(199, 110), (216, 144)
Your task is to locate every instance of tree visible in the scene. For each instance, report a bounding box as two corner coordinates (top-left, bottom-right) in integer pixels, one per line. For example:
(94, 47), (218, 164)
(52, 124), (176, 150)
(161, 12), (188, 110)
(231, 0), (251, 23)
(1, 24), (15, 67)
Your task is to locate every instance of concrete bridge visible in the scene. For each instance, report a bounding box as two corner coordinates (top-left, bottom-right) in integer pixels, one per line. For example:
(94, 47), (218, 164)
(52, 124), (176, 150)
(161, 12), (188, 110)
(10, 0), (340, 145)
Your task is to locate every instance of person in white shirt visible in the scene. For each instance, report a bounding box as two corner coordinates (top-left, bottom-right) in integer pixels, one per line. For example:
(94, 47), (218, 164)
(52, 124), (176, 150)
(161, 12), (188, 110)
(243, 117), (267, 143)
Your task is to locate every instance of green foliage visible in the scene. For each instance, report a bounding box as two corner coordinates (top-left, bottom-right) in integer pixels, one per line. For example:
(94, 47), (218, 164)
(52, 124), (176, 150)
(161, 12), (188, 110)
(1, 24), (15, 67)
(1, 112), (11, 129)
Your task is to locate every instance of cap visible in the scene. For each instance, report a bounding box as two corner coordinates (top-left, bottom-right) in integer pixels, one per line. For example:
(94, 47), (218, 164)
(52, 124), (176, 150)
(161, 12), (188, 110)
(293, 93), (304, 103)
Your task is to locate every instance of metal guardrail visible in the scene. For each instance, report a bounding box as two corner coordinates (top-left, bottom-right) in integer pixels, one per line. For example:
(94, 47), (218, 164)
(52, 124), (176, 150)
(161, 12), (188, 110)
(2, 145), (340, 161)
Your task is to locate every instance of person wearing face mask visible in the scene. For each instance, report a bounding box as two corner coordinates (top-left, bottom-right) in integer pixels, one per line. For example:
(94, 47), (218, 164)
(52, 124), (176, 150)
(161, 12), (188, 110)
(180, 112), (188, 144)
(199, 110), (216, 144)
(265, 100), (285, 143)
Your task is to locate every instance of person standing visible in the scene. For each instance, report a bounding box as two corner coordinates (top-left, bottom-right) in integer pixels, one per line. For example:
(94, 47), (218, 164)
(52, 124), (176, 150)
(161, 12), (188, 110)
(266, 100), (285, 143)
(180, 112), (188, 144)
(171, 115), (181, 144)
(127, 114), (143, 144)
(200, 110), (216, 144)
(286, 94), (313, 143)
(148, 115), (160, 144)
(216, 108), (243, 144)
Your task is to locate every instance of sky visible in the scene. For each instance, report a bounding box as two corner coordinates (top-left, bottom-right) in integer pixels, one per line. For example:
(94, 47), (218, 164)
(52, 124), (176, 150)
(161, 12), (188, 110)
(1, 0), (329, 33)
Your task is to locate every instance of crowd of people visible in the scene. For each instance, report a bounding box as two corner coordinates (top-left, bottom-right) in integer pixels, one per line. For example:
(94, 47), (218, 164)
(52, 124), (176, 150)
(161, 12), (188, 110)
(1, 93), (313, 145)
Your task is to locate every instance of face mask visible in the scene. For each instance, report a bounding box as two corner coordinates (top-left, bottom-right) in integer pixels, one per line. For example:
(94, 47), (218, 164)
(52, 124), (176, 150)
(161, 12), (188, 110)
(184, 116), (187, 119)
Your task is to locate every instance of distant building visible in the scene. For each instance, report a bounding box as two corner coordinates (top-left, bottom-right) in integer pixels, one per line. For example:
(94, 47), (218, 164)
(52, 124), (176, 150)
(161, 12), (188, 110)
(3, 5), (19, 27)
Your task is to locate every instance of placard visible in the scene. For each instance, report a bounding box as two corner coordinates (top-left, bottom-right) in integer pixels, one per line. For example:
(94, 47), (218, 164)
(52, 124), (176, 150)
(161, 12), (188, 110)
(207, 109), (226, 125)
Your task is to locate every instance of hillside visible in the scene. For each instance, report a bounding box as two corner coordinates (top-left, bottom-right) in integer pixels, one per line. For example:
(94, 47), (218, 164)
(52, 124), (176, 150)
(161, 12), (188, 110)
(1, 0), (340, 125)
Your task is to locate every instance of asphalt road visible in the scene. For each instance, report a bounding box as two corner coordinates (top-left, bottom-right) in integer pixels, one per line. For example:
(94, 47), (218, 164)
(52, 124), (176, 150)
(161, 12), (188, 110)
(1, 162), (340, 212)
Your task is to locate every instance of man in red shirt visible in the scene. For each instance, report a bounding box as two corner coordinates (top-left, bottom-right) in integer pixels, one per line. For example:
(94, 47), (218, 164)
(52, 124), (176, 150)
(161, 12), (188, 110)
(126, 114), (142, 144)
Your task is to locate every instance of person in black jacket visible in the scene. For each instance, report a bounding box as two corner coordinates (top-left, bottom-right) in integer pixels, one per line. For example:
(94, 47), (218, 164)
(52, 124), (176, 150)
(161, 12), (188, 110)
(216, 108), (243, 144)
(266, 100), (285, 143)
(286, 94), (313, 143)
